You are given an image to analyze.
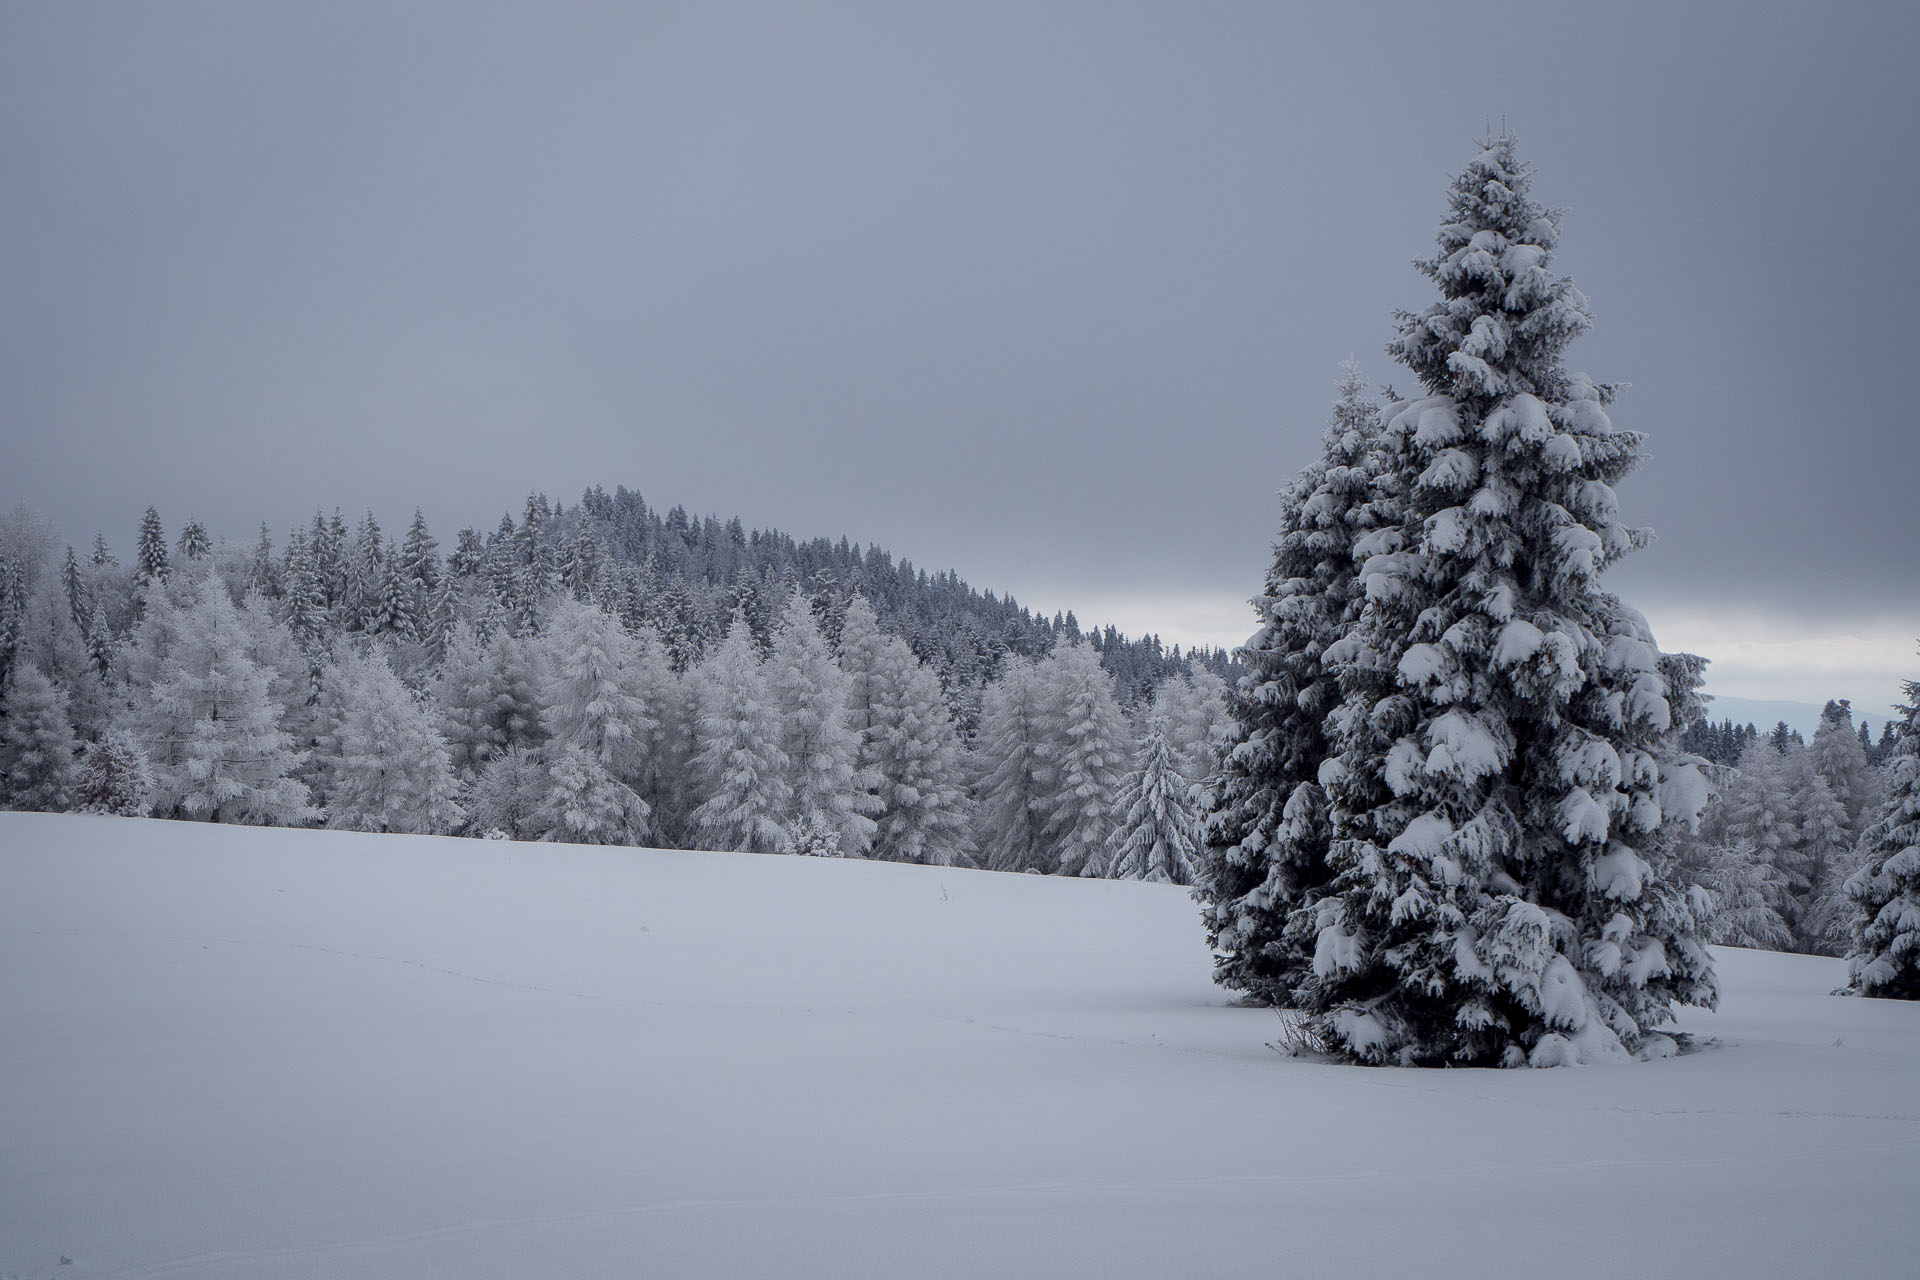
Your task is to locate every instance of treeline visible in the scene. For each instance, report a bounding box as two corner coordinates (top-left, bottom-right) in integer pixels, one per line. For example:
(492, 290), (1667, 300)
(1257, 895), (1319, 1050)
(1670, 699), (1900, 958)
(1682, 713), (1902, 770)
(0, 501), (1229, 879)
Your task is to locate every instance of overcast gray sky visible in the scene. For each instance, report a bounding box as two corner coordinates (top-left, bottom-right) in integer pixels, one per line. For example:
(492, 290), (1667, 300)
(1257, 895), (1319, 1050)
(2, 1), (1915, 714)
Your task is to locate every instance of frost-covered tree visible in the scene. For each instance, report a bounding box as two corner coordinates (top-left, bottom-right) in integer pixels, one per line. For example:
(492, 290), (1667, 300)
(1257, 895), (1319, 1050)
(1677, 836), (1790, 951)
(538, 599), (658, 785)
(1039, 642), (1129, 877)
(838, 598), (972, 866)
(487, 629), (546, 752)
(464, 746), (548, 840)
(85, 604), (114, 681)
(1304, 136), (1714, 1066)
(133, 583), (314, 825)
(1109, 728), (1200, 884)
(972, 658), (1057, 873)
(1845, 678), (1920, 998)
(1, 665), (78, 811)
(866, 651), (973, 866)
(783, 810), (846, 857)
(1780, 744), (1851, 953)
(689, 616), (791, 853)
(1198, 360), (1385, 1003)
(321, 649), (464, 834)
(1810, 700), (1879, 833)
(1721, 739), (1797, 882)
(72, 729), (155, 816)
(535, 745), (650, 845)
(435, 622), (500, 782)
(1153, 668), (1230, 796)
(767, 591), (876, 856)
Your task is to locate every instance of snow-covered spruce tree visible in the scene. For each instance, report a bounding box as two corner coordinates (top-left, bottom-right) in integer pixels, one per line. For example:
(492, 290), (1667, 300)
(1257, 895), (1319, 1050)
(1, 665), (78, 811)
(538, 599), (658, 786)
(1811, 700), (1880, 833)
(1153, 668), (1230, 798)
(767, 591), (876, 856)
(972, 657), (1058, 873)
(321, 649), (465, 835)
(633, 661), (698, 849)
(838, 595), (973, 867)
(535, 744), (651, 845)
(72, 729), (155, 816)
(689, 615), (791, 854)
(400, 509), (441, 625)
(486, 628), (547, 753)
(435, 621), (503, 782)
(1779, 744), (1851, 953)
(1305, 135), (1715, 1066)
(1110, 727), (1201, 884)
(1678, 836), (1790, 951)
(1845, 677), (1920, 998)
(1035, 642), (1129, 877)
(85, 603), (115, 681)
(1721, 739), (1797, 884)
(134, 583), (315, 825)
(1198, 361), (1386, 1004)
(865, 647), (974, 866)
(134, 507), (169, 598)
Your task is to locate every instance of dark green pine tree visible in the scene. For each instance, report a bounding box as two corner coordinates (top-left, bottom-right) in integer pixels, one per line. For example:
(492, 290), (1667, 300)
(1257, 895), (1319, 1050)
(1305, 135), (1715, 1065)
(1197, 360), (1388, 1004)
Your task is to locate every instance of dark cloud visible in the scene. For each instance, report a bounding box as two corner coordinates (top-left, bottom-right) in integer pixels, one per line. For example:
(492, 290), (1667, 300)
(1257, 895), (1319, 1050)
(2, 2), (1915, 653)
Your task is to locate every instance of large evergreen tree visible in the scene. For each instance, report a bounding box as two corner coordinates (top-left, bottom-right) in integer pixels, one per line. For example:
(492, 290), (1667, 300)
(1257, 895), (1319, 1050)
(1303, 136), (1714, 1065)
(1845, 675), (1920, 998)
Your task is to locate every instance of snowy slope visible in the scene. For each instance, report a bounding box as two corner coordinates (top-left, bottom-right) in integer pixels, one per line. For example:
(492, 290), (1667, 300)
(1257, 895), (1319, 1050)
(2, 813), (1916, 1279)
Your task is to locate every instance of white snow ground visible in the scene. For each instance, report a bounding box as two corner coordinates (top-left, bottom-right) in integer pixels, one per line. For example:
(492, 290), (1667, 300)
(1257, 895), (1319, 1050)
(3, 813), (1916, 1280)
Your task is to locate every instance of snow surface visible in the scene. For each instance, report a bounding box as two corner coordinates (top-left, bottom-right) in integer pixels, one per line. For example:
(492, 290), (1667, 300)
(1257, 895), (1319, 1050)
(3, 812), (1918, 1279)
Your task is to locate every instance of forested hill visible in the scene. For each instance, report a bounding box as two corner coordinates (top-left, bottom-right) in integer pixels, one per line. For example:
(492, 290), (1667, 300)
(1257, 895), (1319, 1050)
(10, 486), (1237, 730)
(546, 484), (1238, 705)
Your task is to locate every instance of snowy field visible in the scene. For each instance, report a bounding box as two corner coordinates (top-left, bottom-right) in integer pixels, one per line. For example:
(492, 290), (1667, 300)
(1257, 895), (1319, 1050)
(3, 813), (1917, 1280)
